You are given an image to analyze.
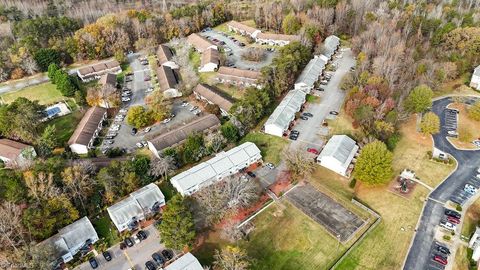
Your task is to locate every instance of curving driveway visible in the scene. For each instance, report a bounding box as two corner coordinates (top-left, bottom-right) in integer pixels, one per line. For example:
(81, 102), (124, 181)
(404, 97), (480, 270)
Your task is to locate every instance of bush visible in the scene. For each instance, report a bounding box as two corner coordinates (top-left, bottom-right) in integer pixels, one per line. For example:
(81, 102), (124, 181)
(106, 147), (125, 158)
(386, 133), (401, 151)
(443, 235), (451, 241)
(349, 178), (357, 188)
(456, 205), (462, 211)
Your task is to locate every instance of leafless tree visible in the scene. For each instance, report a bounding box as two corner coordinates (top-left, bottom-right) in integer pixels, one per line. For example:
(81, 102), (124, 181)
(224, 176), (261, 211)
(0, 202), (26, 252)
(213, 246), (251, 270)
(61, 165), (96, 213)
(207, 133), (227, 153)
(220, 220), (244, 242)
(23, 171), (60, 201)
(21, 56), (38, 75)
(283, 149), (315, 181)
(149, 155), (176, 180)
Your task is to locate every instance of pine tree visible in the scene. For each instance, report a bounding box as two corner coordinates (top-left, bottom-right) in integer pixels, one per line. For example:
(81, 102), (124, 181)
(354, 140), (393, 185)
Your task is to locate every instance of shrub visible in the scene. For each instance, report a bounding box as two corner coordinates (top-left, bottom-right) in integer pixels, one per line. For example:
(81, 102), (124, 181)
(456, 205), (462, 211)
(241, 48), (267, 62)
(349, 178), (357, 188)
(443, 235), (451, 241)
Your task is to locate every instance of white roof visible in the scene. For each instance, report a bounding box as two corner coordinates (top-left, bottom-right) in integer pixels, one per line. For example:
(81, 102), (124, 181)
(295, 55), (328, 88)
(107, 197), (144, 229)
(317, 135), (357, 169)
(42, 217), (98, 260)
(264, 90), (306, 132)
(165, 253), (203, 270)
(171, 142), (261, 194)
(323, 35), (340, 58)
(130, 183), (165, 212)
(474, 65), (480, 77)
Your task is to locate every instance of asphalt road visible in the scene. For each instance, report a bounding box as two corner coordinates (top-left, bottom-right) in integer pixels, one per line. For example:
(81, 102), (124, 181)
(290, 48), (355, 150)
(76, 226), (167, 270)
(404, 97), (480, 270)
(200, 29), (275, 71)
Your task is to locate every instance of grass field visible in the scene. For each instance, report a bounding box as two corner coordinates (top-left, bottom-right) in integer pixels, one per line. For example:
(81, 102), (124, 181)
(40, 110), (83, 146)
(0, 82), (67, 105)
(92, 215), (120, 246)
(326, 110), (363, 140)
(392, 116), (455, 187)
(322, 112), (455, 269)
(453, 245), (473, 270)
(434, 73), (479, 98)
(193, 202), (348, 269)
(461, 197), (480, 237)
(448, 103), (480, 149)
(240, 132), (288, 165)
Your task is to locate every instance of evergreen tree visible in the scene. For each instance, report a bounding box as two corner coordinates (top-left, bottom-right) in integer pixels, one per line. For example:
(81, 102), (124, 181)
(354, 140), (393, 185)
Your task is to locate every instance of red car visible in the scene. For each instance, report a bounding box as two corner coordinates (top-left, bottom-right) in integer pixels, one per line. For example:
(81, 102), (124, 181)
(447, 216), (460, 224)
(307, 148), (319, 155)
(433, 255), (447, 265)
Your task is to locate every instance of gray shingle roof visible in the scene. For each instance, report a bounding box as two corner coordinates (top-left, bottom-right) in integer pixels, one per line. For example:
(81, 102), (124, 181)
(68, 107), (106, 146)
(165, 252), (203, 270)
(295, 55), (328, 88)
(317, 135), (357, 165)
(264, 90), (306, 131)
(323, 35), (340, 59)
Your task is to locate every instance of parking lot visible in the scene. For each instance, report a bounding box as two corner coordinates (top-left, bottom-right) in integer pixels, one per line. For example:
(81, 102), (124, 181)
(443, 108), (458, 138)
(290, 48), (355, 151)
(424, 241), (450, 270)
(285, 182), (365, 242)
(200, 29), (275, 71)
(100, 54), (203, 154)
(76, 226), (172, 270)
(254, 165), (280, 189)
(450, 173), (480, 205)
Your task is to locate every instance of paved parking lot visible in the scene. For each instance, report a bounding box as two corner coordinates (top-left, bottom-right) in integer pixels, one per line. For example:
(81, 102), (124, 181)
(424, 241), (448, 270)
(443, 108), (458, 137)
(290, 48), (355, 151)
(450, 174), (480, 205)
(200, 29), (275, 71)
(76, 226), (170, 270)
(254, 165), (280, 189)
(285, 182), (365, 242)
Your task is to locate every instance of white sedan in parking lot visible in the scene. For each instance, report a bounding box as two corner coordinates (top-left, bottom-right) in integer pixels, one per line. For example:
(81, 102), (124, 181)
(122, 97), (131, 102)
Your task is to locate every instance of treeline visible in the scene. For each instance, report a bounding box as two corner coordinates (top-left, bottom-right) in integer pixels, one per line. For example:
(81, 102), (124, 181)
(0, 1), (231, 82)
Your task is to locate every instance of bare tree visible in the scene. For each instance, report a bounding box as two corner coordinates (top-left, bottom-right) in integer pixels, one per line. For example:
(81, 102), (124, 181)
(61, 165), (96, 212)
(283, 149), (315, 181)
(0, 202), (26, 252)
(207, 133), (227, 153)
(213, 246), (251, 270)
(220, 220), (244, 242)
(23, 171), (60, 201)
(149, 156), (176, 180)
(224, 176), (261, 210)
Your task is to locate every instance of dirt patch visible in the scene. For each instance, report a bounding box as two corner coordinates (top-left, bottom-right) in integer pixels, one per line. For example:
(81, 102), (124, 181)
(387, 176), (418, 199)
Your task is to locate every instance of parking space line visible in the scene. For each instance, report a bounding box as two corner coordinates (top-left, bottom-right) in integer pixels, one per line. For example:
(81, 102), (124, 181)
(123, 250), (135, 268)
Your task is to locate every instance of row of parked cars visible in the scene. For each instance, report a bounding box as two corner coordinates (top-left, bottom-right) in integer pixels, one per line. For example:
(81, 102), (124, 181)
(434, 209), (461, 266)
(146, 249), (175, 270)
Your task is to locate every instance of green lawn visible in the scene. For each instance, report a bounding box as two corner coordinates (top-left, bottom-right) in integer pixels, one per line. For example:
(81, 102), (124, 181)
(40, 110), (83, 146)
(0, 82), (67, 105)
(240, 132), (288, 165)
(193, 202), (347, 269)
(92, 215), (120, 246)
(189, 50), (201, 70)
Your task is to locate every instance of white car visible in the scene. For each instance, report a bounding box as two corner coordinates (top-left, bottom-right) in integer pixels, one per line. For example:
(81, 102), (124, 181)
(136, 142), (144, 148)
(181, 101), (189, 107)
(122, 97), (131, 102)
(132, 235), (141, 244)
(265, 163), (275, 169)
(144, 127), (151, 133)
(162, 118), (171, 124)
(146, 87), (154, 93)
(193, 109), (201, 115)
(119, 109), (128, 114)
(464, 184), (478, 194)
(440, 221), (456, 231)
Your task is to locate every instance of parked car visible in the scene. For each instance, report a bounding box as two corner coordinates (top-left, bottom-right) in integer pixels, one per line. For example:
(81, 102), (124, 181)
(152, 252), (165, 265)
(162, 118), (171, 124)
(329, 111), (339, 115)
(170, 113), (176, 118)
(433, 255), (447, 265)
(300, 116), (308, 120)
(247, 171), (256, 178)
(131, 128), (138, 135)
(88, 258), (99, 269)
(307, 148), (319, 155)
(437, 245), (450, 255)
(181, 101), (189, 107)
(291, 130), (299, 135)
(440, 221), (456, 231)
(303, 112), (313, 117)
(137, 230), (148, 240)
(161, 249), (174, 261)
(132, 235), (141, 244)
(239, 42), (246, 47)
(144, 76), (151, 81)
(141, 140), (148, 147)
(190, 105), (199, 112)
(124, 237), (134, 247)
(193, 109), (201, 115)
(446, 216), (460, 224)
(121, 97), (131, 102)
(145, 261), (157, 270)
(136, 142), (144, 148)
(103, 251), (112, 261)
(265, 163), (275, 169)
(144, 127), (152, 133)
(104, 140), (114, 145)
(146, 87), (154, 92)
(120, 242), (127, 250)
(444, 209), (461, 219)
(289, 134), (298, 140)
